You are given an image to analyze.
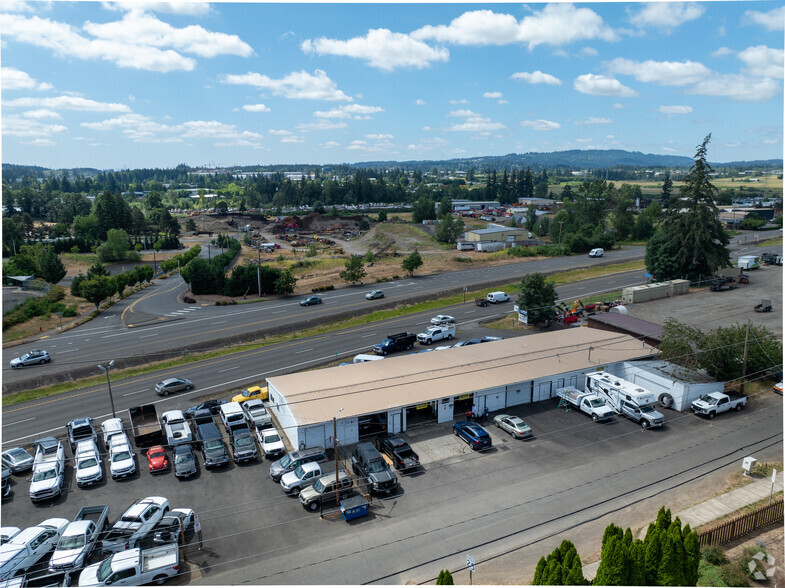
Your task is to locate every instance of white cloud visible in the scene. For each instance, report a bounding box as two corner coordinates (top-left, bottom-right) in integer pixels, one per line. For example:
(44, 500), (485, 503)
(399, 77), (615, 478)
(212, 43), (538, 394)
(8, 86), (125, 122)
(22, 109), (61, 119)
(280, 135), (305, 144)
(221, 70), (352, 101)
(724, 142), (741, 148)
(1, 67), (53, 91)
(180, 120), (263, 146)
(5, 95), (131, 112)
(661, 146), (678, 153)
(103, 2), (212, 17)
(347, 140), (368, 150)
(268, 129), (292, 136)
(744, 6), (785, 31)
(686, 73), (781, 102)
(313, 104), (383, 119)
(3, 115), (67, 138)
(241, 104), (270, 112)
(606, 57), (710, 86)
(301, 29), (449, 71)
(0, 12), (250, 73)
(497, 99), (508, 105)
(483, 91), (503, 99)
(449, 99), (469, 104)
(579, 47), (598, 57)
(574, 74), (638, 97)
(412, 5), (617, 49)
(520, 119), (561, 131)
(445, 109), (505, 132)
(415, 99), (426, 106)
(575, 117), (613, 125)
(629, 3), (705, 30)
(323, 141), (341, 148)
(80, 113), (177, 142)
(737, 46), (784, 78)
(448, 109), (476, 118)
(510, 70), (562, 86)
(295, 120), (348, 131)
(365, 133), (393, 140)
(612, 103), (625, 109)
(712, 47), (733, 57)
(575, 137), (593, 143)
(658, 105), (693, 115)
(2, 0), (36, 13)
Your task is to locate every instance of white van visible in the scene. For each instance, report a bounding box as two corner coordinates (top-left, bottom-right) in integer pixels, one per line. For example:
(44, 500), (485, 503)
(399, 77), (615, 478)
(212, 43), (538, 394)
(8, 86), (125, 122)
(589, 248), (604, 258)
(219, 402), (246, 432)
(737, 255), (761, 270)
(486, 291), (510, 304)
(353, 354), (385, 364)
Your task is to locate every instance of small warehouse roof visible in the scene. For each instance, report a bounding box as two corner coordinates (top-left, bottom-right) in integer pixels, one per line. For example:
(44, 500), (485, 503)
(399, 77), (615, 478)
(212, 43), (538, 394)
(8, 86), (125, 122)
(587, 313), (665, 343)
(467, 226), (528, 236)
(268, 329), (657, 426)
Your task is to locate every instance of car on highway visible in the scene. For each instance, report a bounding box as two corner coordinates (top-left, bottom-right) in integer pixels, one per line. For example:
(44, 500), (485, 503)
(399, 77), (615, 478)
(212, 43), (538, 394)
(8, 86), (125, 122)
(453, 421), (493, 450)
(493, 414), (533, 439)
(154, 377), (193, 396)
(430, 315), (455, 325)
(365, 290), (384, 300)
(232, 385), (268, 404)
(173, 445), (198, 479)
(2, 448), (34, 474)
(146, 446), (170, 475)
(299, 296), (322, 306)
(184, 400), (226, 418)
(9, 349), (51, 368)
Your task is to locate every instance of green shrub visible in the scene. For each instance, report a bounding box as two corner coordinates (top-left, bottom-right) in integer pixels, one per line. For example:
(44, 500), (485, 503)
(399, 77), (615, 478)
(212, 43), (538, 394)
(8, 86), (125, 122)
(719, 562), (749, 586)
(701, 545), (729, 566)
(507, 246), (536, 258)
(536, 244), (567, 257)
(453, 256), (474, 263)
(62, 305), (78, 317)
(697, 561), (728, 587)
(739, 545), (768, 580)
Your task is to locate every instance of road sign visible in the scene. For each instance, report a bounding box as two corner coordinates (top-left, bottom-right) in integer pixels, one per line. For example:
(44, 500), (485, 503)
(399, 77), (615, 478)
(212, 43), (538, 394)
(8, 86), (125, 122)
(466, 555), (475, 572)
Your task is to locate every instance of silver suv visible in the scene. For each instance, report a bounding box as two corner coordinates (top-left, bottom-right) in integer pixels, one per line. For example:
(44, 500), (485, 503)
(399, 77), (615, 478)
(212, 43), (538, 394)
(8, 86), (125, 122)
(299, 471), (353, 511)
(269, 447), (328, 483)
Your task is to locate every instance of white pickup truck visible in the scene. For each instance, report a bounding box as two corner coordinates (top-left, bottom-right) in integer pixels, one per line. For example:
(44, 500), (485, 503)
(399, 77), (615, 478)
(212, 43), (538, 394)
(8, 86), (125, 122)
(691, 392), (747, 419)
(77, 544), (179, 587)
(49, 505), (109, 573)
(556, 387), (615, 422)
(416, 325), (455, 345)
(101, 497), (169, 553)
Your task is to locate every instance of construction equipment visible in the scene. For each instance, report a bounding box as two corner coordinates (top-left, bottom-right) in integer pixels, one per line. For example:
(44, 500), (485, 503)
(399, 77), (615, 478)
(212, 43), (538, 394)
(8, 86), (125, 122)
(754, 299), (773, 313)
(709, 276), (735, 292)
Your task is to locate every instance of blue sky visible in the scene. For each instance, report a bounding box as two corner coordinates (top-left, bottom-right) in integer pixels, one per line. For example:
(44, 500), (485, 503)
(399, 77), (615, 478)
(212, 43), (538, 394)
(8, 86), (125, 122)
(2, 1), (783, 169)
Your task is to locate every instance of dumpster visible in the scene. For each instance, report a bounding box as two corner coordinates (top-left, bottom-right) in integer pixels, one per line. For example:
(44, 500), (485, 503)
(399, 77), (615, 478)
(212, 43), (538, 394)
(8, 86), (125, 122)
(340, 495), (369, 521)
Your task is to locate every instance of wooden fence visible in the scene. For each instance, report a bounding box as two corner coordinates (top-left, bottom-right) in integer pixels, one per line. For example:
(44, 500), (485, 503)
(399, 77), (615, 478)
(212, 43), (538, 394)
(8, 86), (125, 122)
(698, 497), (784, 547)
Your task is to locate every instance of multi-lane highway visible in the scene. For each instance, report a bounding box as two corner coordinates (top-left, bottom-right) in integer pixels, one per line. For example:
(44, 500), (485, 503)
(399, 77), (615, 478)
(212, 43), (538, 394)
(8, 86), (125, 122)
(2, 246), (645, 387)
(1, 270), (648, 444)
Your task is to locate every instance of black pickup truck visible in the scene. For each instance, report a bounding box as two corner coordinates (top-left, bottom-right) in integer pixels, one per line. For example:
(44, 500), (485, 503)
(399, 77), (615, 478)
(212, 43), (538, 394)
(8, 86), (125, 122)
(372, 332), (416, 356)
(374, 436), (420, 472)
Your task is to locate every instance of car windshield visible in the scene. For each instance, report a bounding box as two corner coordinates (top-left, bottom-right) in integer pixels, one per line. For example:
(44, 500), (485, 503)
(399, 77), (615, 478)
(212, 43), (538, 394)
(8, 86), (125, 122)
(8, 448), (28, 460)
(640, 406), (658, 414)
(112, 451), (131, 462)
(20, 354), (31, 361)
(589, 398), (606, 408)
(279, 454), (293, 468)
(97, 558), (114, 583)
(264, 433), (281, 443)
(236, 436), (254, 447)
(204, 440), (223, 450)
(293, 465), (306, 478)
(78, 458), (98, 469)
(700, 395), (718, 405)
(149, 451), (165, 459)
(57, 535), (85, 550)
(33, 468), (55, 481)
(367, 460), (388, 473)
(175, 453), (193, 465)
(312, 479), (325, 493)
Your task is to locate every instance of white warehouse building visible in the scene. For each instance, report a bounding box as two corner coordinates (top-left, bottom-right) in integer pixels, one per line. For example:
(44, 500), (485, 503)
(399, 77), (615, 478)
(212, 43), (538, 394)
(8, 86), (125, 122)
(267, 329), (664, 451)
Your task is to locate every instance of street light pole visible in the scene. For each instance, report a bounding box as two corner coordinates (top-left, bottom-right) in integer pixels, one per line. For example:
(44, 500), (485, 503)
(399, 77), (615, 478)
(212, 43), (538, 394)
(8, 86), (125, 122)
(558, 221), (564, 246)
(98, 360), (116, 418)
(257, 245), (262, 298)
(334, 406), (344, 508)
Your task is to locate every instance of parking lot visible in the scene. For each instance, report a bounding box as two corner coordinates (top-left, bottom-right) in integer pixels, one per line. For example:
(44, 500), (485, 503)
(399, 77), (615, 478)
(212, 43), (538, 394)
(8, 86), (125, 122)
(5, 386), (781, 585)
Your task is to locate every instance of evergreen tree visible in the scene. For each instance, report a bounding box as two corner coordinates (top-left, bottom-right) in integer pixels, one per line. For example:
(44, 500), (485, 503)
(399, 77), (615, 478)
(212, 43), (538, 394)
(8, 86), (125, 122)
(525, 204), (537, 231)
(401, 249), (423, 276)
(682, 525), (701, 587)
(274, 268), (297, 296)
(593, 535), (628, 586)
(517, 273), (558, 327)
(657, 521), (687, 586)
(660, 172), (673, 206)
(436, 569), (454, 585)
(339, 255), (367, 285)
(644, 528), (663, 585)
(628, 540), (647, 586)
(37, 246), (66, 284)
(80, 275), (116, 309)
(533, 557), (547, 584)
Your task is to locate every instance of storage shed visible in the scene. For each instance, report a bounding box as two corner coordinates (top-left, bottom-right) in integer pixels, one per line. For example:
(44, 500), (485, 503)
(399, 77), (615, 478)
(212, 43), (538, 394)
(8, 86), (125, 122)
(464, 226), (530, 243)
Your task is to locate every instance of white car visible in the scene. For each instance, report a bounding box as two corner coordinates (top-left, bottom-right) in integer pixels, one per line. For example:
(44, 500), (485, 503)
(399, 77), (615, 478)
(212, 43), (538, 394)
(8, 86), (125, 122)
(242, 399), (271, 429)
(0, 518), (69, 581)
(0, 529), (20, 546)
(109, 434), (136, 479)
(430, 315), (455, 325)
(29, 442), (65, 503)
(74, 440), (103, 488)
(101, 497), (169, 553)
(257, 427), (285, 458)
(160, 410), (192, 447)
(100, 418), (124, 449)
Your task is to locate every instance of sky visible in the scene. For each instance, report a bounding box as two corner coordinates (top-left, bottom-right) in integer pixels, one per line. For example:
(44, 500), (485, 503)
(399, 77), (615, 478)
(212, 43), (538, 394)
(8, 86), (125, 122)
(1, 1), (783, 170)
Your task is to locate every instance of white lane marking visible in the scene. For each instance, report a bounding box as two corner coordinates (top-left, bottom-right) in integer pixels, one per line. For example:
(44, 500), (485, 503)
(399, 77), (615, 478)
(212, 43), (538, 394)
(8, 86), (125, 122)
(122, 390), (149, 397)
(360, 333), (377, 338)
(295, 348), (313, 354)
(218, 367), (238, 373)
(464, 310), (476, 314)
(272, 310), (286, 315)
(211, 321), (227, 325)
(3, 417), (36, 428)
(57, 348), (80, 354)
(139, 333), (158, 339)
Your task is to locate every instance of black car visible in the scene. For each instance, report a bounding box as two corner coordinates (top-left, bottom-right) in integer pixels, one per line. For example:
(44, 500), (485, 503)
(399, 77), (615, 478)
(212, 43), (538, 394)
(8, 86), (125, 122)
(195, 421), (230, 468)
(185, 400), (226, 419)
(173, 445), (198, 478)
(351, 442), (398, 496)
(299, 296), (322, 306)
(374, 436), (420, 472)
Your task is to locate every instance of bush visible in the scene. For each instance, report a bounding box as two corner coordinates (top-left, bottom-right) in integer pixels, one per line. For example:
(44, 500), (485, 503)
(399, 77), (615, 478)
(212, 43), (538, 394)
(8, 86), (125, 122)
(61, 305), (78, 317)
(536, 244), (566, 257)
(719, 563), (749, 587)
(697, 561), (728, 587)
(701, 545), (729, 566)
(507, 246), (536, 258)
(453, 256), (474, 263)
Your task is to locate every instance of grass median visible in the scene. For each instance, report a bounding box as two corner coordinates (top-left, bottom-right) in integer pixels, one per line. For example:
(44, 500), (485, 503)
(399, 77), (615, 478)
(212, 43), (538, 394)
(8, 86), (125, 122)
(4, 259), (645, 406)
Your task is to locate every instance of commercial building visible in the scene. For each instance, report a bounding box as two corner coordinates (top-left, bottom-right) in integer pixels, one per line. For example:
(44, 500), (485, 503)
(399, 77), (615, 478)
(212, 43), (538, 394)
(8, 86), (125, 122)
(267, 329), (658, 451)
(464, 226), (531, 244)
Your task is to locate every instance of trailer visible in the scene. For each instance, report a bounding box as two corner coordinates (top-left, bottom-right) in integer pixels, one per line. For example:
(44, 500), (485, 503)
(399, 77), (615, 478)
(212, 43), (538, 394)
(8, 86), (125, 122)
(128, 404), (162, 448)
(475, 241), (504, 253)
(584, 372), (665, 429)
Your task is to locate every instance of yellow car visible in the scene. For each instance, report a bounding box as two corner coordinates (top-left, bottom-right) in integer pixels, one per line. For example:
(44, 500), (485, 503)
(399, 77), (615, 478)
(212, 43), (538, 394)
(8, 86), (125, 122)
(232, 386), (268, 404)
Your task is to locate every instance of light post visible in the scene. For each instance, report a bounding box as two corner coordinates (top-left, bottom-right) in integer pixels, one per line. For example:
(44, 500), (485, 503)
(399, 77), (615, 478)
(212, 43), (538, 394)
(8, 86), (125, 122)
(98, 360), (117, 418)
(257, 245), (262, 298)
(557, 221), (564, 246)
(334, 406), (344, 507)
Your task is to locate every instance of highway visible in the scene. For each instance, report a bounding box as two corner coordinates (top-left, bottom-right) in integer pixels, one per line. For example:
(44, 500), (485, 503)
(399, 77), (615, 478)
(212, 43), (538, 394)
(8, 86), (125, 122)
(2, 270), (648, 444)
(2, 246), (645, 387)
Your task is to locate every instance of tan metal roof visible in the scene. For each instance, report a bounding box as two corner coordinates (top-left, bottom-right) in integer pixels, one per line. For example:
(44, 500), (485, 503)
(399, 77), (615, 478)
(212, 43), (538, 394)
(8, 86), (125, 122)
(268, 328), (657, 426)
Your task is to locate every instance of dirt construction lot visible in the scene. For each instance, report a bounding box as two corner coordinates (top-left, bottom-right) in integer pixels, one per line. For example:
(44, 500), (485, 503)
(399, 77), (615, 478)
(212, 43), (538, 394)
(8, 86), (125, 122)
(621, 263), (783, 338)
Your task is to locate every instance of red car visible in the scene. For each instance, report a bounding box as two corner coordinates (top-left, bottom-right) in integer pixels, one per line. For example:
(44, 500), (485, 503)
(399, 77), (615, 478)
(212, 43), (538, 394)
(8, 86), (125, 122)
(146, 446), (170, 474)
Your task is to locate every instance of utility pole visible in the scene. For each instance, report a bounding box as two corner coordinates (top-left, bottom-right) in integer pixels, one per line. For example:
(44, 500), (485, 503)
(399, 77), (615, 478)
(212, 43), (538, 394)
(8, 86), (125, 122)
(257, 245), (262, 297)
(334, 407), (344, 508)
(740, 320), (750, 395)
(558, 221), (564, 245)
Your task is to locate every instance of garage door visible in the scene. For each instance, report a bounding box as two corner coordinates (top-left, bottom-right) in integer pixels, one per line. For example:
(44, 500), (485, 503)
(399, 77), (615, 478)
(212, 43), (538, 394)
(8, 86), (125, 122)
(481, 392), (505, 412)
(506, 383), (531, 407)
(303, 425), (326, 450)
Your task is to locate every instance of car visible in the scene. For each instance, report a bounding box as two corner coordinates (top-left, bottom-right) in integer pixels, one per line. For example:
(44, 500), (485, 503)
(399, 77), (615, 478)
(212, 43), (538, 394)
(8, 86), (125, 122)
(74, 440), (103, 487)
(374, 437), (420, 472)
(774, 382), (783, 395)
(269, 447), (329, 482)
(453, 339), (484, 348)
(588, 248), (605, 258)
(173, 445), (198, 478)
(200, 438), (230, 469)
(1, 469), (11, 500)
(154, 377), (193, 396)
(100, 418), (125, 449)
(9, 349), (50, 368)
(430, 315), (455, 325)
(184, 399), (226, 418)
(0, 518), (69, 581)
(109, 434), (136, 479)
(230, 427), (258, 463)
(242, 398), (272, 428)
(257, 427), (285, 457)
(493, 414), (533, 439)
(0, 528), (20, 546)
(146, 446), (170, 474)
(160, 410), (192, 446)
(480, 336), (504, 342)
(2, 448), (34, 474)
(453, 421), (493, 450)
(299, 296), (322, 306)
(232, 385), (268, 405)
(365, 290), (384, 300)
